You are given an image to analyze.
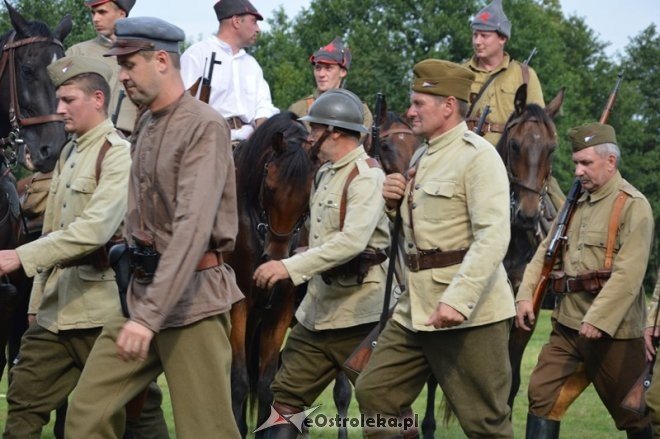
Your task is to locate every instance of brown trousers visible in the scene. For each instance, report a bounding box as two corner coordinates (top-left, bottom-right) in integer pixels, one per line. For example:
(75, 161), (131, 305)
(528, 320), (649, 430)
(647, 356), (660, 436)
(271, 322), (375, 408)
(355, 319), (513, 438)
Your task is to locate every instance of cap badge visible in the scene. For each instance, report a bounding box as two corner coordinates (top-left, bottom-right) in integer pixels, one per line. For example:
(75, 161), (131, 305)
(584, 134), (595, 143)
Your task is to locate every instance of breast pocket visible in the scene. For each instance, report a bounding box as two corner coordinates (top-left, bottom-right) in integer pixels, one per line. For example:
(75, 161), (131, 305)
(70, 176), (97, 195)
(419, 180), (464, 222)
(321, 193), (341, 232)
(581, 230), (618, 265)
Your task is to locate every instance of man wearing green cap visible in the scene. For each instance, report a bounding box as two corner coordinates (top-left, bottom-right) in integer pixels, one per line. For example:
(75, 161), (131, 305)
(67, 0), (139, 134)
(516, 123), (654, 438)
(65, 17), (243, 438)
(289, 37), (373, 138)
(354, 59), (514, 438)
(253, 89), (389, 438)
(0, 55), (164, 437)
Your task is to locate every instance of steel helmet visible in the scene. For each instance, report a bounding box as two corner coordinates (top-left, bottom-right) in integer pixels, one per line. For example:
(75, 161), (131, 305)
(299, 89), (368, 134)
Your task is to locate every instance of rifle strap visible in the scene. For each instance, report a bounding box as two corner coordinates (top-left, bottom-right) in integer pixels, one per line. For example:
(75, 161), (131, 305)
(466, 69), (504, 118)
(604, 191), (629, 271)
(339, 157), (381, 230)
(95, 140), (112, 185)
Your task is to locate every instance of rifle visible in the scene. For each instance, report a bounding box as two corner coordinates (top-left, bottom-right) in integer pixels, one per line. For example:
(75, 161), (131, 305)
(524, 47), (537, 66)
(369, 92), (385, 159)
(188, 52), (222, 104)
(473, 105), (491, 136)
(111, 90), (126, 126)
(526, 71), (624, 326)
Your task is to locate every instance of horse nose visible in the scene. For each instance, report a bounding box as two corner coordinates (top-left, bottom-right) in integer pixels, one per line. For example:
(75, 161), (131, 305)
(260, 251), (270, 263)
(515, 209), (540, 230)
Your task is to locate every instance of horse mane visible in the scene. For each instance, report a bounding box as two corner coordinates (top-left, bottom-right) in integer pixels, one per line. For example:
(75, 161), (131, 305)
(382, 111), (411, 131)
(234, 111), (312, 209)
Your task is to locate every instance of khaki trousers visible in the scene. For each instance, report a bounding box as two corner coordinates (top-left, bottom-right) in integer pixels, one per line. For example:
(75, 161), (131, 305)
(3, 323), (167, 439)
(355, 319), (513, 438)
(271, 322), (375, 408)
(65, 313), (240, 439)
(528, 320), (649, 430)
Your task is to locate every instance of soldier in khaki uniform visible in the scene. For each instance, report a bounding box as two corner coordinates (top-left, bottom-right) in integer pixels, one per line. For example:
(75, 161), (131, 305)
(354, 59), (514, 438)
(289, 37), (372, 144)
(516, 123), (654, 438)
(67, 0), (139, 134)
(254, 88), (389, 438)
(0, 56), (166, 437)
(644, 270), (660, 437)
(65, 17), (243, 438)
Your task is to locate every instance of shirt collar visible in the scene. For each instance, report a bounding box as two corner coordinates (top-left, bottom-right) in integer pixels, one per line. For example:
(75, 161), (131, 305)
(213, 36), (246, 58)
(329, 145), (367, 170)
(467, 52), (511, 74)
(580, 171), (622, 204)
(426, 122), (468, 155)
(95, 34), (113, 48)
(74, 119), (114, 152)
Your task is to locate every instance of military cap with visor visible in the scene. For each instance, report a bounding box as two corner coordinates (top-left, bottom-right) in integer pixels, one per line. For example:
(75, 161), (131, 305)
(471, 0), (512, 39)
(568, 122), (618, 153)
(412, 59), (475, 103)
(47, 55), (113, 88)
(310, 37), (352, 70)
(104, 17), (185, 57)
(84, 0), (136, 15)
(300, 89), (368, 134)
(214, 0), (263, 21)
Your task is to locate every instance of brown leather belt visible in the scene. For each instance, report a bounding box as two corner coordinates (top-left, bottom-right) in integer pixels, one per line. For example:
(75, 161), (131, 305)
(550, 270), (611, 294)
(197, 251), (223, 271)
(59, 247), (108, 269)
(225, 116), (244, 130)
(466, 119), (504, 134)
(405, 248), (468, 272)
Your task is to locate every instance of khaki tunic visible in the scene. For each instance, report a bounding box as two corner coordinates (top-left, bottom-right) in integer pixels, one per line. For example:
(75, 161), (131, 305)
(66, 36), (139, 133)
(126, 92), (243, 332)
(393, 122), (515, 332)
(283, 146), (389, 330)
(16, 119), (129, 332)
(289, 91), (373, 142)
(464, 53), (544, 146)
(518, 172), (654, 338)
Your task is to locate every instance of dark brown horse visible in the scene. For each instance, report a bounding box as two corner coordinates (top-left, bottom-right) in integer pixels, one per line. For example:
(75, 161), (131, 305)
(227, 111), (317, 437)
(0, 2), (71, 380)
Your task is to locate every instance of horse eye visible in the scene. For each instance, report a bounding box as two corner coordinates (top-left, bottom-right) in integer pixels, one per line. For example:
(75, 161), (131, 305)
(510, 140), (521, 153)
(21, 65), (35, 76)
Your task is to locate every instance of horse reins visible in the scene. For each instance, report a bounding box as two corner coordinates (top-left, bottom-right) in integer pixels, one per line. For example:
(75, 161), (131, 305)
(0, 32), (64, 148)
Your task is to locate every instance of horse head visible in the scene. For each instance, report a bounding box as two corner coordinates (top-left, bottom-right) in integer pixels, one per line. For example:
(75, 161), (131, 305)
(378, 111), (420, 175)
(497, 84), (564, 229)
(0, 1), (72, 173)
(235, 112), (316, 264)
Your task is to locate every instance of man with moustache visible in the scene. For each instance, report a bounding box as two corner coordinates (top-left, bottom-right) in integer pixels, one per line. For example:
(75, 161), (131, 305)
(181, 0), (278, 144)
(65, 17), (243, 438)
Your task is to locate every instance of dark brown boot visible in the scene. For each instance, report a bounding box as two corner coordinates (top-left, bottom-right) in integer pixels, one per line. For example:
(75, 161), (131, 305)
(627, 424), (653, 439)
(525, 413), (560, 439)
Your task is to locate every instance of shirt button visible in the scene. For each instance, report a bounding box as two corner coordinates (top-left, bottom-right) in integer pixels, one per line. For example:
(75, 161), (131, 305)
(70, 162), (75, 168)
(63, 203), (66, 208)
(331, 170), (336, 175)
(323, 185), (328, 190)
(317, 218), (321, 222)
(415, 184), (420, 190)
(407, 243), (414, 249)
(66, 183), (71, 189)
(314, 234), (319, 239)
(36, 267), (43, 274)
(411, 203), (417, 209)
(318, 202), (322, 207)
(467, 303), (474, 309)
(302, 275), (310, 281)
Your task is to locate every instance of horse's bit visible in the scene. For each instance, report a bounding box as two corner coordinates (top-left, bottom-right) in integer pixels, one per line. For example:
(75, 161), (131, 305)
(0, 31), (64, 161)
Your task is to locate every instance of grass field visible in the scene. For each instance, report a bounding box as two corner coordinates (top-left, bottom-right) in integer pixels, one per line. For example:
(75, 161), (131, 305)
(0, 311), (627, 437)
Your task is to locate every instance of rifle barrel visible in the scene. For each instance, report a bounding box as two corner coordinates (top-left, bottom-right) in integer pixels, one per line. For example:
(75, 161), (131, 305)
(599, 71), (624, 124)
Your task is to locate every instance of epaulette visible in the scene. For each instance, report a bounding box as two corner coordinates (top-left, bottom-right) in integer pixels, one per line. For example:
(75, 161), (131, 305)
(106, 130), (129, 147)
(620, 181), (645, 199)
(461, 130), (488, 149)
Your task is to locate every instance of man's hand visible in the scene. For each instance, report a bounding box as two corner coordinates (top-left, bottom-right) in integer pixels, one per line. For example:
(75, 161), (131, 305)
(515, 300), (536, 331)
(0, 250), (21, 276)
(253, 260), (290, 290)
(644, 326), (659, 362)
(116, 320), (154, 362)
(27, 314), (36, 326)
(382, 168), (416, 210)
(579, 322), (603, 340)
(425, 303), (466, 329)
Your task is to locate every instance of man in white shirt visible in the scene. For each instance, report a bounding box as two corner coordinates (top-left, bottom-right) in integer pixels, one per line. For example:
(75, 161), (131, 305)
(181, 0), (278, 143)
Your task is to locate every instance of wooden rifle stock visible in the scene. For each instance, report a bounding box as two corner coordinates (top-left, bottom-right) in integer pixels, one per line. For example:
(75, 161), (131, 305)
(187, 52), (221, 104)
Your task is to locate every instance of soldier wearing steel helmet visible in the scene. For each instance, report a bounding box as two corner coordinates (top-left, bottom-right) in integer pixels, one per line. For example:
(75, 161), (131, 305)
(67, 0), (139, 134)
(289, 37), (373, 141)
(254, 89), (389, 438)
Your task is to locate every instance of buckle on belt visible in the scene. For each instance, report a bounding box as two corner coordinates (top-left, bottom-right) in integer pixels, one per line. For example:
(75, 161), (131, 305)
(564, 278), (572, 293)
(406, 254), (420, 272)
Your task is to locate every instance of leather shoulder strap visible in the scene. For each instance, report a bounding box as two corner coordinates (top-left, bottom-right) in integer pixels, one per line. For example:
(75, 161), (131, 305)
(95, 140), (112, 184)
(339, 157), (381, 230)
(604, 191), (629, 270)
(306, 97), (315, 110)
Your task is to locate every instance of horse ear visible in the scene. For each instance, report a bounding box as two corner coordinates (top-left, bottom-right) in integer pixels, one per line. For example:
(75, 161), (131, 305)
(514, 84), (527, 116)
(272, 131), (287, 154)
(545, 87), (565, 120)
(6, 0), (30, 37)
(54, 14), (73, 43)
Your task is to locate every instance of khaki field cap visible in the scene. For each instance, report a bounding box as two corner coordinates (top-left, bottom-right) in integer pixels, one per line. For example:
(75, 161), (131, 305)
(214, 0), (264, 21)
(300, 89), (368, 134)
(568, 123), (618, 153)
(310, 37), (352, 70)
(47, 55), (113, 88)
(412, 59), (475, 103)
(471, 0), (512, 39)
(104, 17), (185, 56)
(84, 0), (136, 15)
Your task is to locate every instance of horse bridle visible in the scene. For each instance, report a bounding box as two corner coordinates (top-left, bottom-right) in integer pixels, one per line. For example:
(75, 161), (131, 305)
(502, 115), (554, 222)
(256, 155), (309, 243)
(0, 31), (64, 156)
